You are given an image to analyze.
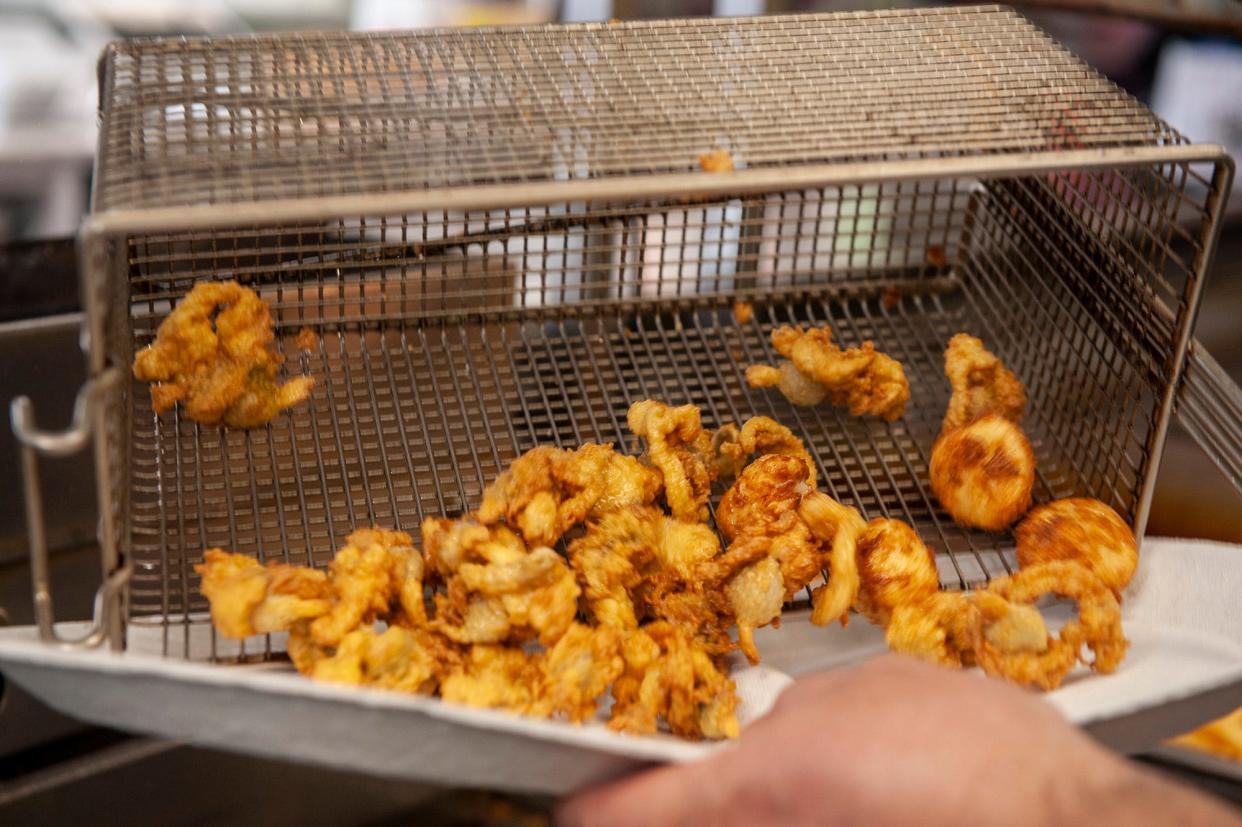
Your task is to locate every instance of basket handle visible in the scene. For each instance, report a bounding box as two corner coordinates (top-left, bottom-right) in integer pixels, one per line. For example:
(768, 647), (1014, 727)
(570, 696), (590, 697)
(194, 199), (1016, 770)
(10, 367), (130, 649)
(1175, 339), (1242, 495)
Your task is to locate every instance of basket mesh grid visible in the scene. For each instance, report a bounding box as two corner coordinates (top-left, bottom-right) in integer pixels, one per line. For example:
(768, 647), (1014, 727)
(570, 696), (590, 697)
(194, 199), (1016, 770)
(95, 5), (1181, 215)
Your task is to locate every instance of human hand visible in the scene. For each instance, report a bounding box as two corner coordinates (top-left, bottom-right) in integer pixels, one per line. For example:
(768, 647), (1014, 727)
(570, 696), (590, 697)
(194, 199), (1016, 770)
(558, 655), (1240, 827)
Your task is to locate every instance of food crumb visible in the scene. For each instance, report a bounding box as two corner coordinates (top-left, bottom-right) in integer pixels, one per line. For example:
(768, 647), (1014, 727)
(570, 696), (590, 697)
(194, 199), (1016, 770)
(732, 300), (754, 324)
(698, 148), (734, 173)
(881, 286), (901, 310)
(295, 327), (319, 351)
(926, 246), (948, 268)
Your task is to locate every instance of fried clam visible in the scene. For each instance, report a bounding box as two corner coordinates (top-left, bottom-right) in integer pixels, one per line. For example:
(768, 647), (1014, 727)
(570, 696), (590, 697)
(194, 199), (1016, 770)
(745, 324), (910, 420)
(942, 333), (1026, 431)
(854, 517), (941, 626)
(421, 517), (580, 647)
(884, 591), (978, 668)
(983, 561), (1128, 690)
(309, 528), (428, 647)
(566, 506), (726, 645)
(539, 622), (626, 723)
(477, 443), (662, 547)
(608, 621), (740, 740)
(626, 399), (725, 522)
(286, 622), (459, 695)
(196, 549), (333, 639)
(1015, 498), (1138, 594)
(930, 414), (1035, 531)
(715, 415), (818, 488)
(438, 644), (548, 715)
(705, 454), (864, 662)
(132, 280), (314, 428)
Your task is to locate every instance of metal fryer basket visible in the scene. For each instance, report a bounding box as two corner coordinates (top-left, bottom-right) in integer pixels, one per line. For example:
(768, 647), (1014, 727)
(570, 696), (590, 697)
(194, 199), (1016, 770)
(12, 6), (1240, 659)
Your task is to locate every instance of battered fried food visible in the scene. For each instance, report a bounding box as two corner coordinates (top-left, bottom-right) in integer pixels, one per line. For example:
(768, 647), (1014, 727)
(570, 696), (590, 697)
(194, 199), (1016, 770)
(310, 528), (426, 647)
(746, 325), (910, 420)
(627, 400), (720, 522)
(930, 414), (1035, 531)
(1171, 706), (1242, 762)
(707, 454), (864, 660)
(196, 550), (333, 638)
(942, 334), (1026, 431)
(477, 443), (662, 547)
(854, 518), (940, 625)
(439, 644), (548, 715)
(132, 281), (314, 428)
(885, 592), (977, 668)
(1015, 498), (1138, 594)
(608, 622), (740, 740)
(540, 623), (625, 722)
(424, 517), (581, 647)
(288, 623), (455, 695)
(984, 561), (1128, 690)
(566, 506), (720, 631)
(715, 415), (818, 489)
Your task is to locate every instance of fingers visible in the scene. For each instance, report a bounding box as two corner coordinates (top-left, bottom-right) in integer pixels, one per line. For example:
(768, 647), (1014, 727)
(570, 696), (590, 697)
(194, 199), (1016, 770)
(557, 758), (723, 827)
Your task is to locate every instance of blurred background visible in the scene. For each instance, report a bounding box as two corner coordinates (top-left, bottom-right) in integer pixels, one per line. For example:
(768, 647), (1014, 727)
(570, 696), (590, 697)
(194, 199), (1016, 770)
(0, 1), (1239, 824)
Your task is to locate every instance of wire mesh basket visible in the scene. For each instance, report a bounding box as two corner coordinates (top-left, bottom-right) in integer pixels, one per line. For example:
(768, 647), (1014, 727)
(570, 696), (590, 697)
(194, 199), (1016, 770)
(11, 5), (1240, 662)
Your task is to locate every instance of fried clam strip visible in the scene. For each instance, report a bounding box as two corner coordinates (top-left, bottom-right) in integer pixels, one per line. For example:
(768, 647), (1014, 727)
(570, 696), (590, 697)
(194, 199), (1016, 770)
(942, 333), (1026, 432)
(984, 561), (1128, 690)
(627, 400), (726, 523)
(704, 454), (864, 663)
(1015, 498), (1138, 595)
(477, 443), (662, 547)
(745, 325), (910, 420)
(132, 281), (314, 428)
(422, 517), (580, 647)
(609, 622), (740, 740)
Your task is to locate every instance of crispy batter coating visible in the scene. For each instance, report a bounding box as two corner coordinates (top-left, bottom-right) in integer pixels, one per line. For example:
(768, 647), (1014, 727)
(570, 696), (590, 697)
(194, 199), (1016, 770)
(423, 516), (580, 647)
(196, 550), (333, 638)
(800, 491), (865, 628)
(132, 281), (314, 428)
(930, 414), (1035, 531)
(608, 622), (740, 740)
(477, 443), (661, 547)
(885, 592), (977, 668)
(707, 455), (863, 661)
(732, 300), (754, 324)
(567, 506), (720, 630)
(745, 362), (827, 407)
(854, 518), (941, 626)
(715, 454), (810, 543)
(627, 400), (720, 522)
(540, 623), (626, 722)
(1015, 498), (1138, 594)
(746, 325), (910, 420)
(942, 334), (1026, 432)
(716, 416), (818, 489)
(986, 561), (1128, 689)
(288, 623), (456, 695)
(439, 644), (547, 715)
(310, 528), (425, 647)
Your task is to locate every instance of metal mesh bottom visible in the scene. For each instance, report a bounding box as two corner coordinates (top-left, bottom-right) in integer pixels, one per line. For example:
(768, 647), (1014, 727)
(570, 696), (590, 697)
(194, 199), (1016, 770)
(127, 273), (1156, 659)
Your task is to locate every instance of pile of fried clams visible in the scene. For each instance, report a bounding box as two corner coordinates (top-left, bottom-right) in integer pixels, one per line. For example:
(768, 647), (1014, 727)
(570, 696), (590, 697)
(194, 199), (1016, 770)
(198, 402), (869, 740)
